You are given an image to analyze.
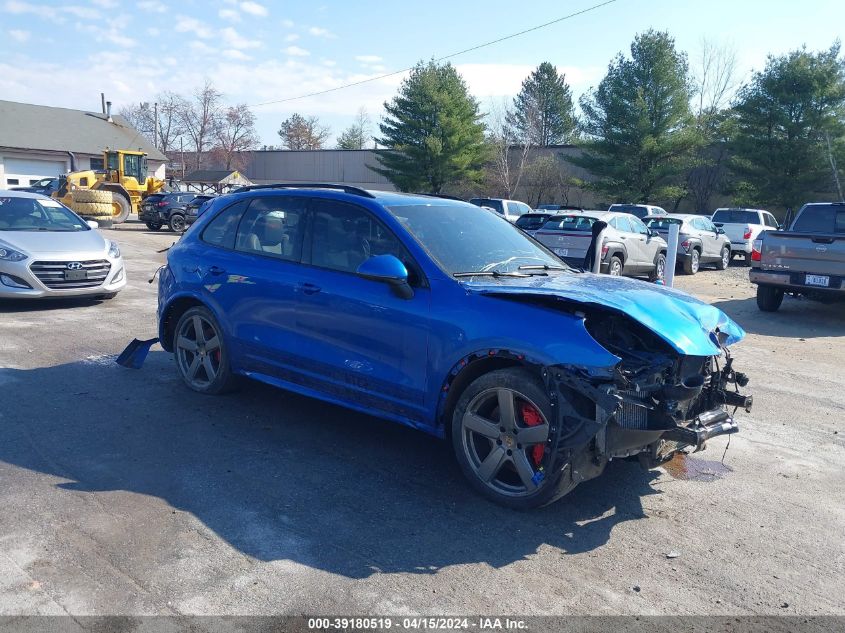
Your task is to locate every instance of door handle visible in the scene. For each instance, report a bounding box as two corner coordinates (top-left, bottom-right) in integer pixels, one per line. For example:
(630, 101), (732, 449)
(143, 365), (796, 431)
(208, 266), (226, 276)
(298, 282), (321, 295)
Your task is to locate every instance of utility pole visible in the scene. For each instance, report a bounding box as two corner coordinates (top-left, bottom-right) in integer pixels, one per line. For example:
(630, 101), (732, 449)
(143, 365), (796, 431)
(153, 102), (159, 150)
(180, 137), (185, 180)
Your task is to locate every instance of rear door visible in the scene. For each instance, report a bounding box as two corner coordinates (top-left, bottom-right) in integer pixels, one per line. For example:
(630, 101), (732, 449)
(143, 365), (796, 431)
(629, 216), (661, 265)
(293, 198), (431, 424)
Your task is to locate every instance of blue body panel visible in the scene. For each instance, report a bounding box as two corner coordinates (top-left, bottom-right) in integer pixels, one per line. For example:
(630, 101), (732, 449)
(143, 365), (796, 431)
(158, 189), (745, 438)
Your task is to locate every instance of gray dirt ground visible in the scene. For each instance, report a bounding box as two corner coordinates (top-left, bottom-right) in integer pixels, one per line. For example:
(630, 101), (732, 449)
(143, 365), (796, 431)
(0, 222), (843, 617)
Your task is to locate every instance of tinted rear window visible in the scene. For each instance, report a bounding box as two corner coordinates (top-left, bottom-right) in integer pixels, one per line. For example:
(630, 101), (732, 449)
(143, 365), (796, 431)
(712, 209), (759, 224)
(542, 216), (596, 232)
(646, 218), (683, 230)
(469, 198), (504, 214)
(515, 214), (550, 230)
(791, 204), (845, 233)
(609, 204), (648, 218)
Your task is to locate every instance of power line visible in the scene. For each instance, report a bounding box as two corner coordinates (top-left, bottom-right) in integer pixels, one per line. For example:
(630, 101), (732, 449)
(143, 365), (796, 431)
(250, 0), (619, 108)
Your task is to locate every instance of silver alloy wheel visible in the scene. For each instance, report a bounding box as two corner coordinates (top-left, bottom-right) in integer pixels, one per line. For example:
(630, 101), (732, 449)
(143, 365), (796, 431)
(691, 249), (700, 273)
(460, 387), (550, 498)
(721, 248), (730, 269)
(609, 259), (622, 276)
(176, 314), (222, 389)
(656, 256), (666, 279)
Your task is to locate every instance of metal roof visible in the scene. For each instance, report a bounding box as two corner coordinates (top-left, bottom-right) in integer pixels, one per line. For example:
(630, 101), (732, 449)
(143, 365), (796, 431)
(0, 100), (168, 162)
(183, 169), (252, 184)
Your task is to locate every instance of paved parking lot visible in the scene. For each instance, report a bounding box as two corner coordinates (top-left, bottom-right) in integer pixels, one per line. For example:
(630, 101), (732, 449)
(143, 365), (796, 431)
(1, 222), (843, 616)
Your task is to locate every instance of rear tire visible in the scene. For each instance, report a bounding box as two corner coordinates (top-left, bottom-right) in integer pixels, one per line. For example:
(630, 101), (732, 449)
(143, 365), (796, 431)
(169, 213), (187, 233)
(145, 221), (163, 231)
(608, 255), (623, 276)
(756, 285), (784, 312)
(683, 248), (700, 275)
(451, 368), (572, 509)
(173, 306), (238, 395)
(716, 246), (730, 270)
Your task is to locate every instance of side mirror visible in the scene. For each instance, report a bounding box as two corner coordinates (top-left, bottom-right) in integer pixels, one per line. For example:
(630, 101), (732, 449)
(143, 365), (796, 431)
(86, 220), (99, 229)
(716, 227), (725, 235)
(356, 254), (414, 300)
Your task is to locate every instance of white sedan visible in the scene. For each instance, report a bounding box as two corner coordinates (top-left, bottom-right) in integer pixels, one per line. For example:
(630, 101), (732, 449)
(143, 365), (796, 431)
(0, 190), (126, 299)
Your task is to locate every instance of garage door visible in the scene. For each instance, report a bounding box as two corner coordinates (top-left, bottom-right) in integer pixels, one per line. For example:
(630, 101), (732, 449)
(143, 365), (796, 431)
(3, 157), (66, 188)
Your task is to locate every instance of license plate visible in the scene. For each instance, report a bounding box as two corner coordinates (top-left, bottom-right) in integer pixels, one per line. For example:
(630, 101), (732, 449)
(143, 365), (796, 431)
(554, 248), (569, 257)
(805, 274), (829, 287)
(64, 270), (87, 281)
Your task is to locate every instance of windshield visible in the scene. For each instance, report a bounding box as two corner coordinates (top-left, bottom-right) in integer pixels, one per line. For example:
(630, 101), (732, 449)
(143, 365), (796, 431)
(608, 204), (648, 219)
(468, 198), (505, 215)
(712, 209), (758, 224)
(387, 203), (566, 274)
(0, 196), (89, 232)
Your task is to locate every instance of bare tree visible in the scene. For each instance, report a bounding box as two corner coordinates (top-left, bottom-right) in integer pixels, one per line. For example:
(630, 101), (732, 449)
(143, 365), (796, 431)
(154, 91), (187, 154)
(118, 102), (156, 145)
(485, 99), (532, 198)
(213, 104), (260, 170)
(520, 154), (569, 207)
(278, 113), (331, 150)
(336, 108), (372, 150)
(179, 80), (223, 170)
(685, 38), (740, 212)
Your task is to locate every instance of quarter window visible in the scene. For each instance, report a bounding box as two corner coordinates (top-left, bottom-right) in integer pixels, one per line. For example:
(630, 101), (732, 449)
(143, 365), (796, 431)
(201, 199), (249, 249)
(235, 196), (307, 262)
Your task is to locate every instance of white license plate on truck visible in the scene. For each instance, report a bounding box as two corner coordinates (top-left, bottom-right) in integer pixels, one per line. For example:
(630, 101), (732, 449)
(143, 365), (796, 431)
(554, 248), (568, 257)
(805, 274), (830, 287)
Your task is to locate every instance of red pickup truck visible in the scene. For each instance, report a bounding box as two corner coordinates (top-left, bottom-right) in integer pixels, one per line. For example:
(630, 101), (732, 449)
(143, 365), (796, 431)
(750, 202), (845, 311)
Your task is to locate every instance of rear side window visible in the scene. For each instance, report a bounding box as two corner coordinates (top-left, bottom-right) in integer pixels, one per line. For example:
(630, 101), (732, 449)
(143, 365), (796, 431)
(763, 213), (779, 228)
(611, 216), (634, 232)
(201, 199), (250, 249)
(712, 209), (759, 224)
(235, 196), (307, 262)
(791, 205), (845, 234)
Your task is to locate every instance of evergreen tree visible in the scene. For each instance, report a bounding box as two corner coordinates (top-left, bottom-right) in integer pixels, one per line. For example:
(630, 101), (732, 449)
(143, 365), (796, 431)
(507, 62), (577, 146)
(374, 60), (487, 193)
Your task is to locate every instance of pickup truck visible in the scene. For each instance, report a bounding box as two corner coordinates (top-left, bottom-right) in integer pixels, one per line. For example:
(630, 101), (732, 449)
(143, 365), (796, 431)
(750, 202), (845, 311)
(712, 207), (780, 264)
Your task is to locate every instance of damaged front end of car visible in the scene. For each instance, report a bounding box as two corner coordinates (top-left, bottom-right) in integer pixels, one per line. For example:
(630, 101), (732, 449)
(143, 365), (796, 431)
(540, 308), (752, 495)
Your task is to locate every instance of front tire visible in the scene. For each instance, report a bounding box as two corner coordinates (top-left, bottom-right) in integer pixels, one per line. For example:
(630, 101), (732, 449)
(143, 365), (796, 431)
(173, 306), (238, 394)
(716, 246), (730, 270)
(451, 368), (569, 509)
(111, 195), (131, 224)
(756, 284), (784, 312)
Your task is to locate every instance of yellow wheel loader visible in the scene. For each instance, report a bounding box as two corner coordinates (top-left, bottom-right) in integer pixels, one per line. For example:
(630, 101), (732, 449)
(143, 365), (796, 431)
(54, 149), (167, 225)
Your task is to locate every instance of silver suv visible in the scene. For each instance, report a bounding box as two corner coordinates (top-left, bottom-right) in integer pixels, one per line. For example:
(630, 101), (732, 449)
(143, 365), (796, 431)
(646, 214), (732, 274)
(534, 211), (667, 280)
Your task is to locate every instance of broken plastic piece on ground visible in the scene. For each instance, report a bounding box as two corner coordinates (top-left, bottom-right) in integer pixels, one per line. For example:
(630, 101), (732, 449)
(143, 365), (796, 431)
(116, 337), (159, 369)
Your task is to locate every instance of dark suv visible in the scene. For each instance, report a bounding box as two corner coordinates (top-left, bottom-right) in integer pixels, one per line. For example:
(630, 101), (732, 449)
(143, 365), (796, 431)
(140, 192), (199, 232)
(184, 194), (217, 227)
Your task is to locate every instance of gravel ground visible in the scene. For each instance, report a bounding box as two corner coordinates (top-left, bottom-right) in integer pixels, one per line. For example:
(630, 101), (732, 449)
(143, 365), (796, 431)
(0, 223), (843, 619)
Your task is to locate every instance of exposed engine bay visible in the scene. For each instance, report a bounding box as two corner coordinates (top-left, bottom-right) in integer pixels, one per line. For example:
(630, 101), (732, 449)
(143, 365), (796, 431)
(541, 308), (752, 495)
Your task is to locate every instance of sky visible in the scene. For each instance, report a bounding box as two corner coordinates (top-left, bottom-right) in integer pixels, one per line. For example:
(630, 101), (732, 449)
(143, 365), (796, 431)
(1, 0), (843, 147)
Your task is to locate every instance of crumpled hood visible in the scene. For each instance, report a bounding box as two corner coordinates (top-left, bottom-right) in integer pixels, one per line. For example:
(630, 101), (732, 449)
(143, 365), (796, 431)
(0, 229), (107, 256)
(462, 272), (744, 357)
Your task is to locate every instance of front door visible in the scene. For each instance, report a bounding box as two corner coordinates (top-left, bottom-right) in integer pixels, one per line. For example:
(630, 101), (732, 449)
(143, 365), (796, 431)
(294, 199), (431, 425)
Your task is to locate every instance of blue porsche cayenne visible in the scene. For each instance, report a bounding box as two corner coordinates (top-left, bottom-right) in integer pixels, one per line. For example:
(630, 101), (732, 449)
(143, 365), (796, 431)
(157, 184), (752, 508)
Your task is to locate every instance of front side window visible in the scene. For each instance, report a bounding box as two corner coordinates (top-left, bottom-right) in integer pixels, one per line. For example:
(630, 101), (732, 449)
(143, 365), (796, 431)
(311, 200), (408, 274)
(201, 200), (249, 249)
(387, 202), (563, 275)
(629, 217), (649, 234)
(235, 196), (307, 262)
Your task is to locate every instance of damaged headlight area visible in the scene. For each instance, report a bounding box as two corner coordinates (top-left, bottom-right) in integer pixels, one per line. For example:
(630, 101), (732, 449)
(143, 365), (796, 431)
(542, 310), (753, 494)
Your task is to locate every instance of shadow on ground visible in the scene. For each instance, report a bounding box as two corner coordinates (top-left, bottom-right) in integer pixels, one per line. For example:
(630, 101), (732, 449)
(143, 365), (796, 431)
(0, 352), (660, 579)
(712, 295), (845, 338)
(0, 297), (111, 313)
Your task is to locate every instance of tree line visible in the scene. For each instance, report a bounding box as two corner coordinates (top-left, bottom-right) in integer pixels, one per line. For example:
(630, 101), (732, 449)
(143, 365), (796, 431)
(373, 32), (845, 214)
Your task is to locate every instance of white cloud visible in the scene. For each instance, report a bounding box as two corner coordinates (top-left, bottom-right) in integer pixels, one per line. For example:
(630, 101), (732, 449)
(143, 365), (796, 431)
(92, 0), (117, 6)
(74, 16), (137, 48)
(146, 27), (160, 37)
(284, 33), (299, 42)
(219, 8), (240, 21)
(8, 28), (29, 42)
(221, 26), (260, 49)
(281, 19), (294, 28)
(223, 49), (252, 61)
(175, 16), (213, 38)
(322, 60), (337, 67)
(239, 1), (267, 16)
(355, 55), (382, 63)
(308, 26), (335, 38)
(189, 41), (214, 54)
(137, 0), (165, 12)
(284, 46), (310, 57)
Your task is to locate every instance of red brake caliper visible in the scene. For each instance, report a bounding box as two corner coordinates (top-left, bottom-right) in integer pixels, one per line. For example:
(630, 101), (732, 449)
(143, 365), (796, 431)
(520, 403), (545, 467)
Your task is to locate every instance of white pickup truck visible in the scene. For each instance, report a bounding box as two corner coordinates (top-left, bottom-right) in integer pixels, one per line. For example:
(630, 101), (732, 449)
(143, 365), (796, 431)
(750, 202), (845, 311)
(712, 208), (780, 264)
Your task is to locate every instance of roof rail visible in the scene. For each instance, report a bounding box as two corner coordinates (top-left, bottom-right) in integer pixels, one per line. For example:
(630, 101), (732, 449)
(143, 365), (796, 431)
(411, 192), (466, 201)
(233, 182), (376, 198)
